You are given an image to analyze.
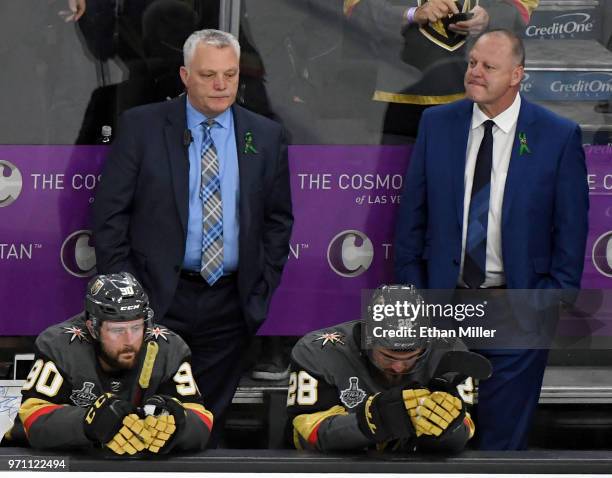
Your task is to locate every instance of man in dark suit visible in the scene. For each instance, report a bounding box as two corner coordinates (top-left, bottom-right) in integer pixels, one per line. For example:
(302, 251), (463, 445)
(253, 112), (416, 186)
(92, 29), (293, 445)
(394, 30), (588, 449)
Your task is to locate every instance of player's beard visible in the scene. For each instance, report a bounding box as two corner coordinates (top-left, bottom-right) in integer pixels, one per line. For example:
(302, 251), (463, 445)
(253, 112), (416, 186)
(382, 370), (407, 387)
(98, 343), (142, 371)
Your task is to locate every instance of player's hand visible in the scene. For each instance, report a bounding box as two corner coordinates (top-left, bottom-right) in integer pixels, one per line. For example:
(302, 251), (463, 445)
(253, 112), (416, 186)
(106, 413), (152, 455)
(414, 0), (459, 25)
(409, 391), (463, 437)
(141, 395), (186, 454)
(356, 387), (429, 442)
(83, 393), (150, 454)
(449, 5), (489, 35)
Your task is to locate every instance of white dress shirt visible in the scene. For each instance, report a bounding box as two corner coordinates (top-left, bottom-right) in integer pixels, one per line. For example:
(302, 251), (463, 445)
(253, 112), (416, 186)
(459, 93), (522, 288)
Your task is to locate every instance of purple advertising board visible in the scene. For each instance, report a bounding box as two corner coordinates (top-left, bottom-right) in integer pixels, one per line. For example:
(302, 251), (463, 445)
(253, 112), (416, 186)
(0, 145), (611, 336)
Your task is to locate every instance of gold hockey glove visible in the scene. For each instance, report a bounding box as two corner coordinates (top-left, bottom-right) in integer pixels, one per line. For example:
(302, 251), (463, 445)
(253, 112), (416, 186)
(105, 413), (152, 455)
(410, 390), (462, 436)
(141, 395), (186, 454)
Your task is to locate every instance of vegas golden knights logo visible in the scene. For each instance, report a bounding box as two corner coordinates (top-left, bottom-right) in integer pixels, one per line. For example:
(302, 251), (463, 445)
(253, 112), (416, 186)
(418, 0), (477, 51)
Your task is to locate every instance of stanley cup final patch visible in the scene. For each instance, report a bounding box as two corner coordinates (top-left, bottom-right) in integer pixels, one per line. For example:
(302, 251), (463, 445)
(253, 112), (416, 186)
(340, 377), (367, 408)
(418, 0), (474, 52)
(70, 382), (98, 407)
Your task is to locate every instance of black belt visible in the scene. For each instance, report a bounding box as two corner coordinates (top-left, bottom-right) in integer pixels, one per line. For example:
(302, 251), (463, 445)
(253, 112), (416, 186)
(179, 270), (236, 285)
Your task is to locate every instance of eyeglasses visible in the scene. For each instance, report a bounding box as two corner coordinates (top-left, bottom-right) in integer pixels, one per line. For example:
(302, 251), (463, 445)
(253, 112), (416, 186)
(105, 323), (145, 337)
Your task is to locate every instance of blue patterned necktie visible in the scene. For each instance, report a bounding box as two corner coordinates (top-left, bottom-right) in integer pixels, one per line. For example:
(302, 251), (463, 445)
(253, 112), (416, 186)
(199, 119), (223, 285)
(463, 120), (495, 289)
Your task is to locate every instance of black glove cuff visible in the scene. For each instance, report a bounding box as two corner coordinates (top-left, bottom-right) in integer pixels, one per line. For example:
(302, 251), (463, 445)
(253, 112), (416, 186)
(83, 394), (134, 444)
(355, 395), (380, 441)
(356, 390), (416, 443)
(382, 397), (416, 440)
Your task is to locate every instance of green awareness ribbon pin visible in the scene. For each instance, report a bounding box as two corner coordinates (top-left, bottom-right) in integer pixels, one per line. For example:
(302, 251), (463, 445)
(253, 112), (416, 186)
(244, 132), (258, 154)
(519, 132), (531, 155)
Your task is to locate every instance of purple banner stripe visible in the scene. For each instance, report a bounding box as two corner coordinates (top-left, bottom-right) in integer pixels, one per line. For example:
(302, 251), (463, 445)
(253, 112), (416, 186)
(0, 145), (610, 336)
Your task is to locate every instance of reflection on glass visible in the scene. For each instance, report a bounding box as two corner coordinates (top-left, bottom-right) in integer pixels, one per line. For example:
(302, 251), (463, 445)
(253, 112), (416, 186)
(75, 0), (220, 144)
(0, 0), (609, 146)
(0, 0), (220, 145)
(240, 0), (611, 145)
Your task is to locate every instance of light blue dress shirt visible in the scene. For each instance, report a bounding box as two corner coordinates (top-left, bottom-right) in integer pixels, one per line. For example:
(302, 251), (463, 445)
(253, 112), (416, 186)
(182, 98), (239, 272)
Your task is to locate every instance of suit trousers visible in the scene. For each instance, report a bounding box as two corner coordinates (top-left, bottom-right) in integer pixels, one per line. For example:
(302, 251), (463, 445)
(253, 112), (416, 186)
(476, 348), (549, 450)
(453, 288), (552, 450)
(160, 273), (251, 447)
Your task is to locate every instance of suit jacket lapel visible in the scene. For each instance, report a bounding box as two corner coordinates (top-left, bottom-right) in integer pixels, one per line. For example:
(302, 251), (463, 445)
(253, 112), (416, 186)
(232, 104), (254, 233)
(164, 95), (190, 236)
(502, 97), (536, 227)
(452, 100), (473, 226)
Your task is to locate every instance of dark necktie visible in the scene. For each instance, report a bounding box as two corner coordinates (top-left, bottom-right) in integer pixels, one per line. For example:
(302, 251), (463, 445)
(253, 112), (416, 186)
(463, 120), (494, 289)
(199, 119), (223, 285)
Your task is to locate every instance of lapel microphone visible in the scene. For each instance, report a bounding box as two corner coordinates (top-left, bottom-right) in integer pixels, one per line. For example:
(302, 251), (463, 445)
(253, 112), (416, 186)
(183, 129), (193, 147)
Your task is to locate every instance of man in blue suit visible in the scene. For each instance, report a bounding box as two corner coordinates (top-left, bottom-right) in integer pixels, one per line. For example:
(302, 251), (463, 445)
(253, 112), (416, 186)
(93, 29), (293, 445)
(394, 29), (588, 449)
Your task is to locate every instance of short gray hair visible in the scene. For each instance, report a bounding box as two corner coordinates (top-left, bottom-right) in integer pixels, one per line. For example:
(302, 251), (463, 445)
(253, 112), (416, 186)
(183, 29), (241, 67)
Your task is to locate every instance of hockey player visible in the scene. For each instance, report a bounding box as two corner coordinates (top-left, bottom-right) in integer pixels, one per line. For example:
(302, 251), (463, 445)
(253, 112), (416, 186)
(15, 272), (213, 455)
(287, 284), (483, 452)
